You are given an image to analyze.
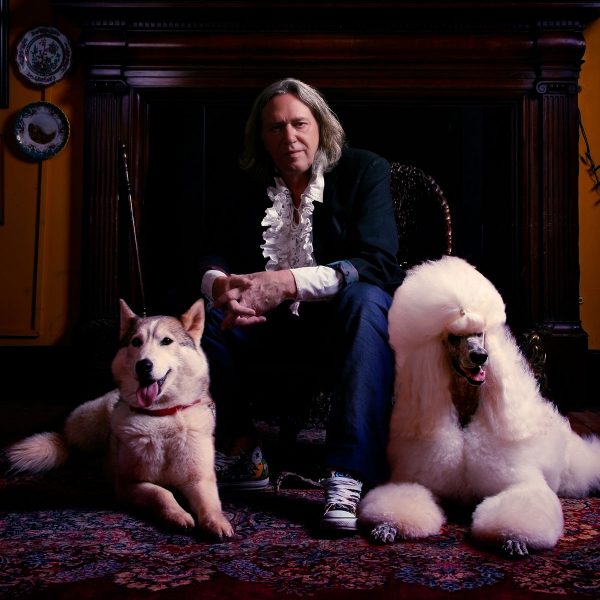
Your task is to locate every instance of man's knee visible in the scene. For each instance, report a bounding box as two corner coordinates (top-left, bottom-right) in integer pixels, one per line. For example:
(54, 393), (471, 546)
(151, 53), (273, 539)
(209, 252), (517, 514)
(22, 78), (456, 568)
(337, 282), (392, 318)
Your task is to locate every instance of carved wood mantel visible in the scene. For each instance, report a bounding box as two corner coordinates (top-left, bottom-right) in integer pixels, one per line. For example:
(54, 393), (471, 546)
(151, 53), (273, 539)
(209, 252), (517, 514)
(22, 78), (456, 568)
(53, 1), (600, 405)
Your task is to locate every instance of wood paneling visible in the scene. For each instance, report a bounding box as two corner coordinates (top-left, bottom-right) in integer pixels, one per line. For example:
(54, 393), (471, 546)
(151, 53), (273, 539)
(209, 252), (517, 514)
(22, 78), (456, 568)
(53, 0), (600, 405)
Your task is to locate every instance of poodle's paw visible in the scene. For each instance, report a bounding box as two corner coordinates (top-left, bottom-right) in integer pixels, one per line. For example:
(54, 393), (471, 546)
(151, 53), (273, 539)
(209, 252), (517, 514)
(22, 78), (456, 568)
(471, 484), (564, 553)
(370, 522), (398, 544)
(502, 538), (529, 558)
(359, 482), (445, 540)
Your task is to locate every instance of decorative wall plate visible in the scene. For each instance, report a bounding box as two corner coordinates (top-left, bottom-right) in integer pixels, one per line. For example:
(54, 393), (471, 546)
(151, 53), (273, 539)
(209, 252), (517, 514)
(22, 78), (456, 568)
(14, 101), (70, 160)
(16, 26), (72, 86)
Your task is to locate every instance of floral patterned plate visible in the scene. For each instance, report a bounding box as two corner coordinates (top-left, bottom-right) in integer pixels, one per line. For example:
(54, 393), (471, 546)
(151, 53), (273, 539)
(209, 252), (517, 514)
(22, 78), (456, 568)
(13, 101), (70, 160)
(16, 26), (72, 86)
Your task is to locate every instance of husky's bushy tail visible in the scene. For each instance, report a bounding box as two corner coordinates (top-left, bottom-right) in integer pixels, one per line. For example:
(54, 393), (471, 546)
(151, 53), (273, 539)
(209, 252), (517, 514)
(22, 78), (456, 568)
(7, 431), (70, 473)
(6, 391), (119, 474)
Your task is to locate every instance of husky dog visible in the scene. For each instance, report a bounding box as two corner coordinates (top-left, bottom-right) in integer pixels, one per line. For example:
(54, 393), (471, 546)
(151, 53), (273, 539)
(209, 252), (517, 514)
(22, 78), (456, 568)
(7, 300), (234, 540)
(358, 256), (600, 556)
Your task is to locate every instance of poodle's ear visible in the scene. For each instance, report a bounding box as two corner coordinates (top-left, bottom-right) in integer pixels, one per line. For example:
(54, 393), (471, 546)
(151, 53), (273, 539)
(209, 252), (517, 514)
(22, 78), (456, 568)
(391, 342), (455, 436)
(478, 327), (548, 441)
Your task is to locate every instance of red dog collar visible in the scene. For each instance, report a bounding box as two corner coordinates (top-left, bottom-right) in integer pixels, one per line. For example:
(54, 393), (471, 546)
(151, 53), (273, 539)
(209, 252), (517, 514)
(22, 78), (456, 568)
(130, 399), (203, 416)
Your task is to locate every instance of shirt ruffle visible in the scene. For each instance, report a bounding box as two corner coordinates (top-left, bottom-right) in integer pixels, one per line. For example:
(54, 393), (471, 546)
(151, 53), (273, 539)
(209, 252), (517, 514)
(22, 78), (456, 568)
(261, 154), (325, 272)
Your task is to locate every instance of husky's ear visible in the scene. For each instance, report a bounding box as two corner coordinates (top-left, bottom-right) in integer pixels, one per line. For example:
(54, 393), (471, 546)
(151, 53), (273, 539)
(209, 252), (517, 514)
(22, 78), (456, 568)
(181, 299), (205, 345)
(119, 299), (138, 338)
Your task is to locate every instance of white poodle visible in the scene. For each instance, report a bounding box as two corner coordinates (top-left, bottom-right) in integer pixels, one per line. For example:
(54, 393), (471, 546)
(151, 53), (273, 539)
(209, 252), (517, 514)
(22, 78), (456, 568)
(358, 256), (600, 556)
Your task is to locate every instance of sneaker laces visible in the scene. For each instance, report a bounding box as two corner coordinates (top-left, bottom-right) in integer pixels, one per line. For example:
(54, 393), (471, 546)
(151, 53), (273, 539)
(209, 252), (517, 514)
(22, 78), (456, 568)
(214, 451), (240, 472)
(322, 474), (362, 512)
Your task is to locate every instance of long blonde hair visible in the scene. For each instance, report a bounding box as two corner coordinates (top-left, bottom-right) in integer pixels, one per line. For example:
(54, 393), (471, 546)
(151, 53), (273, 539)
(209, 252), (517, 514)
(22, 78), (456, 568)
(240, 78), (346, 183)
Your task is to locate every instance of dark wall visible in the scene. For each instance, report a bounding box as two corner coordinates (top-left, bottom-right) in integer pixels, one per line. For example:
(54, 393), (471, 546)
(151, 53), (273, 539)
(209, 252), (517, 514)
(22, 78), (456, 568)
(143, 95), (515, 321)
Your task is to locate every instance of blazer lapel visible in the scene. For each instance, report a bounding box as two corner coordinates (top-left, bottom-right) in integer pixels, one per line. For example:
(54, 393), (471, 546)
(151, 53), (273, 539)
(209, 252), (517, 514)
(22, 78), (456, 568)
(313, 168), (344, 262)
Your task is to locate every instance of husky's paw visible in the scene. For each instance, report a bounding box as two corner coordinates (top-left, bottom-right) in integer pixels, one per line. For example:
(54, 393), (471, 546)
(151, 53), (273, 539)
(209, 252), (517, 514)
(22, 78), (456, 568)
(163, 508), (196, 530)
(502, 538), (529, 558)
(200, 514), (235, 541)
(370, 522), (398, 544)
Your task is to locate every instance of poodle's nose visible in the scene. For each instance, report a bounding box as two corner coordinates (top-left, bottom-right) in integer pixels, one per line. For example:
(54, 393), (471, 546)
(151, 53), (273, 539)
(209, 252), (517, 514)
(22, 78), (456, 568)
(469, 350), (488, 366)
(136, 358), (154, 378)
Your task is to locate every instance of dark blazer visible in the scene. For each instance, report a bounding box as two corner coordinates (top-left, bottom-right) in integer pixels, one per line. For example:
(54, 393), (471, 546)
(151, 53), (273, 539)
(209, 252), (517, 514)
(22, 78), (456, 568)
(199, 147), (405, 295)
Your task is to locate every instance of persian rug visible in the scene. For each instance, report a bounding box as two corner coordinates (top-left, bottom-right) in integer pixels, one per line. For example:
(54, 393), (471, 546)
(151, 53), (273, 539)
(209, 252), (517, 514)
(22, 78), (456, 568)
(0, 465), (598, 600)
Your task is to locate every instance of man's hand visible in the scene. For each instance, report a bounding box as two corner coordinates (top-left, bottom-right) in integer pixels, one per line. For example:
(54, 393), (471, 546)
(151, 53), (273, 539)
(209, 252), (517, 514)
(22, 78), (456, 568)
(213, 270), (297, 330)
(237, 270), (297, 315)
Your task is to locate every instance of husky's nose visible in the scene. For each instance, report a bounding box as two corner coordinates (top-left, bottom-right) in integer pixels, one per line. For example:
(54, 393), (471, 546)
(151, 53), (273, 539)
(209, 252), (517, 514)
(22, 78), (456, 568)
(469, 349), (488, 366)
(136, 359), (154, 379)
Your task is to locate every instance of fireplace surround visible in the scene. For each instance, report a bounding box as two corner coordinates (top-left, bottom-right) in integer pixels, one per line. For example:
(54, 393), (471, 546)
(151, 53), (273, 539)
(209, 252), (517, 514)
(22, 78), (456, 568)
(53, 1), (600, 405)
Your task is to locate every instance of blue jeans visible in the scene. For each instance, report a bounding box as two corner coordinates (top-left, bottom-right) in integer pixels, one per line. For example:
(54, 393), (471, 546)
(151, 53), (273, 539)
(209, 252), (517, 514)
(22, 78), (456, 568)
(201, 282), (394, 487)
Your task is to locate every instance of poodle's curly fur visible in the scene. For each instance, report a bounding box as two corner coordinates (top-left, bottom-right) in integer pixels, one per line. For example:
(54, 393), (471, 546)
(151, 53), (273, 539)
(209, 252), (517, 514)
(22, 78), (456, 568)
(358, 256), (600, 556)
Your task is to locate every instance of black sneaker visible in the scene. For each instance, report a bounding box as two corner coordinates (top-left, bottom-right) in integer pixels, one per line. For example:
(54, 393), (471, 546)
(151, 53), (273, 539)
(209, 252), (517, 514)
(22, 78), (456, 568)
(320, 471), (363, 531)
(215, 446), (270, 491)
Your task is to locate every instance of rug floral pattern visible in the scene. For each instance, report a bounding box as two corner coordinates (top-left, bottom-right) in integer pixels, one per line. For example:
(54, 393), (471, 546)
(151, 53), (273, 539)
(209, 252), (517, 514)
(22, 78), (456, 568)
(0, 470), (599, 598)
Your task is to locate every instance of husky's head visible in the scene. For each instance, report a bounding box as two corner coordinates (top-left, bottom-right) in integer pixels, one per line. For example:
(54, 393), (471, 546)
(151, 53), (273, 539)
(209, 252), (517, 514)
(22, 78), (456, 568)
(112, 299), (209, 409)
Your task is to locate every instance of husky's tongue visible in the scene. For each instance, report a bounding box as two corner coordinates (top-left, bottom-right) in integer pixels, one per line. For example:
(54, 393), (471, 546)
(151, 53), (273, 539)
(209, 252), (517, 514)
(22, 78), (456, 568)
(136, 382), (159, 408)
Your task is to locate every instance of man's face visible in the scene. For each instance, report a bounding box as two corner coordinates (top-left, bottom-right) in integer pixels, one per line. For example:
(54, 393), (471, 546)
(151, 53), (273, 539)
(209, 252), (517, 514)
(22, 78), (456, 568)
(261, 93), (320, 182)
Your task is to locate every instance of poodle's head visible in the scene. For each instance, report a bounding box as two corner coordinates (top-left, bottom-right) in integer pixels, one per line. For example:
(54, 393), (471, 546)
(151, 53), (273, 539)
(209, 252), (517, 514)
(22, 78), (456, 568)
(444, 332), (488, 386)
(388, 256), (506, 377)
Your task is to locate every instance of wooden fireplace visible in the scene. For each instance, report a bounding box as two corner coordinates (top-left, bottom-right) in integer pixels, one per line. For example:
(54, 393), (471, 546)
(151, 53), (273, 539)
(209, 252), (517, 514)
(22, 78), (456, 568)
(54, 0), (600, 406)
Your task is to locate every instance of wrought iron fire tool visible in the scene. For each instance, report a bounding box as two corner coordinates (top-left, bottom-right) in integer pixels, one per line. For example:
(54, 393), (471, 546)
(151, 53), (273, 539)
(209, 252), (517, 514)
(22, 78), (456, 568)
(120, 142), (147, 317)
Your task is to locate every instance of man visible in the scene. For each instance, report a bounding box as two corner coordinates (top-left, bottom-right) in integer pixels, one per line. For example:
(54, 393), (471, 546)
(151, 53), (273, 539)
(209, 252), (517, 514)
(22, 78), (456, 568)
(199, 78), (404, 532)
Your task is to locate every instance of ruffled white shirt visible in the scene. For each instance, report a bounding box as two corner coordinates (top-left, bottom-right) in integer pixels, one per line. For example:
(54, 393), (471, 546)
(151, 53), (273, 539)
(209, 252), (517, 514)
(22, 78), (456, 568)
(261, 168), (321, 271)
(202, 157), (341, 314)
(261, 159), (340, 313)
